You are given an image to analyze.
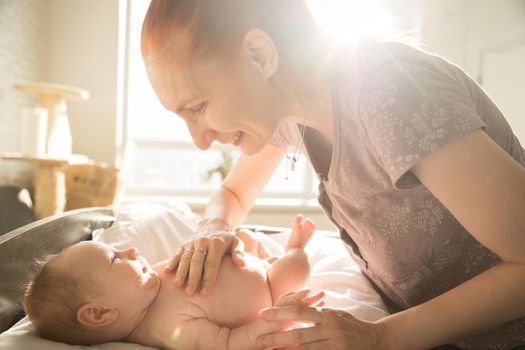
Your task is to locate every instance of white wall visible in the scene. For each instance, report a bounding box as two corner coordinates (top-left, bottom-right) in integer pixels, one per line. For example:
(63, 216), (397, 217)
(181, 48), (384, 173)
(0, 0), (124, 187)
(420, 0), (525, 143)
(46, 0), (124, 165)
(0, 0), (49, 187)
(464, 0), (525, 144)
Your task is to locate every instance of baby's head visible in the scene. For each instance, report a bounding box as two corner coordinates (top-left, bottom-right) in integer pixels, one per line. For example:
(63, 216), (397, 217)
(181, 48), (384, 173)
(24, 241), (160, 345)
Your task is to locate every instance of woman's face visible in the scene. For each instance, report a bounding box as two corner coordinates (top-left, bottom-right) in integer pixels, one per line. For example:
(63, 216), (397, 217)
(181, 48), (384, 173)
(145, 43), (288, 156)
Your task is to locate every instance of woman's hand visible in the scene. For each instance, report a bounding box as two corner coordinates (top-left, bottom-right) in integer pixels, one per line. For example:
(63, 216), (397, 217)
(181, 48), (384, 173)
(260, 289), (325, 335)
(257, 305), (388, 350)
(164, 226), (271, 297)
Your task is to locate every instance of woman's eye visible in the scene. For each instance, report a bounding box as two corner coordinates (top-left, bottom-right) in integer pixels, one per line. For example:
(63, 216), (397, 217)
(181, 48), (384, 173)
(190, 102), (207, 115)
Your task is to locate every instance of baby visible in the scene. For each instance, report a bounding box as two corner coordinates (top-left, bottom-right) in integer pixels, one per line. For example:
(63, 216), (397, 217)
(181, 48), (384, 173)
(24, 215), (322, 350)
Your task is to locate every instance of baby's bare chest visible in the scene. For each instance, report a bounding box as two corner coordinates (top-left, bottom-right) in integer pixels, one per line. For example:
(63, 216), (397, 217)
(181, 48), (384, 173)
(153, 256), (272, 329)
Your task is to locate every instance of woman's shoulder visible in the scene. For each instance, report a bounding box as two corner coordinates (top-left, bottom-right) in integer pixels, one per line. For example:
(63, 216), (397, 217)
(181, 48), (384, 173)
(334, 38), (456, 82)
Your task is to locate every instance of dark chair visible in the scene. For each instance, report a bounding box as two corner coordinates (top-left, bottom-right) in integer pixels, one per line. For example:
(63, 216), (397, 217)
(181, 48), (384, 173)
(0, 186), (34, 235)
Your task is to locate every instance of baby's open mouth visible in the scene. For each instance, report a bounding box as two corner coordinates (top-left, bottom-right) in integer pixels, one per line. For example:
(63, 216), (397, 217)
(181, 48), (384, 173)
(138, 256), (148, 273)
(233, 131), (243, 145)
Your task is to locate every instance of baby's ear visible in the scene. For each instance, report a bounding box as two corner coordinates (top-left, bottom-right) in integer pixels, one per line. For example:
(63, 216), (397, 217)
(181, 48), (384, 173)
(77, 303), (119, 328)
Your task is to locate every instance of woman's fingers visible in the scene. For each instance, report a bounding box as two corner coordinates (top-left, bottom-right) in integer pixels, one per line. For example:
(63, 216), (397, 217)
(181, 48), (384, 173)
(170, 234), (232, 292)
(260, 304), (323, 323)
(164, 247), (184, 273)
(258, 327), (328, 349)
(184, 245), (208, 295)
(174, 246), (194, 286)
(257, 309), (381, 350)
(200, 238), (227, 296)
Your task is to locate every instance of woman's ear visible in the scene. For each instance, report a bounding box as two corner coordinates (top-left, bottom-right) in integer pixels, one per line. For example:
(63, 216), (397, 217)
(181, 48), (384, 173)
(242, 29), (279, 80)
(77, 303), (119, 328)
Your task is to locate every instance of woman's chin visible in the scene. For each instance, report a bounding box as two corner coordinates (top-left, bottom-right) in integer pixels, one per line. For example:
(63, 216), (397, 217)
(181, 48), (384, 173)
(238, 138), (265, 156)
(240, 146), (261, 157)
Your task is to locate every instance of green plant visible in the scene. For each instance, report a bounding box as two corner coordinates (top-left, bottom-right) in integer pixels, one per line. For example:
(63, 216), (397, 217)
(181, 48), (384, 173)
(202, 151), (234, 181)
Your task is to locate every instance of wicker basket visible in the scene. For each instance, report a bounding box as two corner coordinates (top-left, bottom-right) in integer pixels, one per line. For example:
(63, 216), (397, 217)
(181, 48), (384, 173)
(64, 163), (119, 210)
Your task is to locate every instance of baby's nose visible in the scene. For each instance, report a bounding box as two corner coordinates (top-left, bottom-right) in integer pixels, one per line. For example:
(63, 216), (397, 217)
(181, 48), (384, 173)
(126, 247), (139, 259)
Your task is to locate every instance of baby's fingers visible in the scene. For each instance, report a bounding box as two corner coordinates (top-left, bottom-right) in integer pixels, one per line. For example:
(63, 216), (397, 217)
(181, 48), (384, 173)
(273, 289), (325, 308)
(301, 290), (325, 307)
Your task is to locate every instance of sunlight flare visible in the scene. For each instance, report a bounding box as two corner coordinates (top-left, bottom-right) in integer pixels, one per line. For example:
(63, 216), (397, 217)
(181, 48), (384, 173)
(307, 0), (394, 44)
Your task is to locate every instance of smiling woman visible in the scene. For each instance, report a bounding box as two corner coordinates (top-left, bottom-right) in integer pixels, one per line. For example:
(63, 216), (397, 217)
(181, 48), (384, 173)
(125, 0), (320, 208)
(124, 0), (403, 208)
(132, 0), (525, 349)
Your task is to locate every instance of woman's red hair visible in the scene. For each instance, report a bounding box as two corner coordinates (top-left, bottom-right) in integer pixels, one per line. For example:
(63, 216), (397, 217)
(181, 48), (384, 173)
(141, 0), (321, 63)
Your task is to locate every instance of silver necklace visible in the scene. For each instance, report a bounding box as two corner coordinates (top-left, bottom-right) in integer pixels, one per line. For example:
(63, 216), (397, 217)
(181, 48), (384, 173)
(285, 118), (307, 180)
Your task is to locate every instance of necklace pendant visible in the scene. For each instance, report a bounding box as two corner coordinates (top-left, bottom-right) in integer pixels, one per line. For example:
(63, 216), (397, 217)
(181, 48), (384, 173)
(290, 157), (297, 171)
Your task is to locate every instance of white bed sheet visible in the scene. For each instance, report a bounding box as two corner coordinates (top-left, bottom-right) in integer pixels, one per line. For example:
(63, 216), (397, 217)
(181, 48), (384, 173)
(0, 202), (388, 350)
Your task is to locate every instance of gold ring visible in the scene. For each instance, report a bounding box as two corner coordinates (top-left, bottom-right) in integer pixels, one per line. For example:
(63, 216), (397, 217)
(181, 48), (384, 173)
(182, 249), (194, 256)
(194, 247), (207, 257)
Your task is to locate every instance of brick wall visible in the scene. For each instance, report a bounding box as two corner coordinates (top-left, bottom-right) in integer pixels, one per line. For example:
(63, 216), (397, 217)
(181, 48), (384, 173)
(0, 0), (48, 186)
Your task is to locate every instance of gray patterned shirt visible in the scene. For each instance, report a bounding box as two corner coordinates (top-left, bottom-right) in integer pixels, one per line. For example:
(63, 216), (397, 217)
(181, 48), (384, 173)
(270, 40), (525, 349)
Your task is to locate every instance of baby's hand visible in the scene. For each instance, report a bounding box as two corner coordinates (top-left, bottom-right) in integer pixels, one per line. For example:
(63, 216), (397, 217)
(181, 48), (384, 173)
(285, 214), (316, 251)
(273, 288), (325, 308)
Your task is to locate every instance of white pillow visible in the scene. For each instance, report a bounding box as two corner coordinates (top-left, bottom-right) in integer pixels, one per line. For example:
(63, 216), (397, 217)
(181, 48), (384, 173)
(93, 201), (199, 264)
(94, 202), (388, 321)
(0, 201), (388, 350)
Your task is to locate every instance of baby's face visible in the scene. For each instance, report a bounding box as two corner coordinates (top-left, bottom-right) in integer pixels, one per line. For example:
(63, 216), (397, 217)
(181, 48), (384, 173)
(57, 241), (160, 318)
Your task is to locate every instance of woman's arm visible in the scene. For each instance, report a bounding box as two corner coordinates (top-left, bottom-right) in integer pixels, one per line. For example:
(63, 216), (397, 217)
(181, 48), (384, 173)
(169, 144), (286, 296)
(199, 144), (286, 233)
(381, 129), (525, 349)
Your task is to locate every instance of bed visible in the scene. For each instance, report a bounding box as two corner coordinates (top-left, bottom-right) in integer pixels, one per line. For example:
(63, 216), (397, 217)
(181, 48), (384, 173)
(0, 202), (493, 350)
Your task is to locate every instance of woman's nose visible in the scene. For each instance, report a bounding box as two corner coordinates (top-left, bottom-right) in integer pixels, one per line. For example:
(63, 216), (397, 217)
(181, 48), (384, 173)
(188, 124), (217, 150)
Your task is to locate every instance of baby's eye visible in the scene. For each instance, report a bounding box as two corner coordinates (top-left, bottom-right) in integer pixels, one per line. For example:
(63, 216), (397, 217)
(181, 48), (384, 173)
(190, 102), (207, 115)
(111, 255), (117, 264)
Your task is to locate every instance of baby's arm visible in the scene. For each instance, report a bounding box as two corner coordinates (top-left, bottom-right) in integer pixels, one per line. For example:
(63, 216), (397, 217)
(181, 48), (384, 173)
(267, 215), (315, 304)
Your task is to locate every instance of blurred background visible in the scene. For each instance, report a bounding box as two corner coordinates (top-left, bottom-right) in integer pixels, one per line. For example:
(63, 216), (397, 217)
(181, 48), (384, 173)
(0, 0), (524, 231)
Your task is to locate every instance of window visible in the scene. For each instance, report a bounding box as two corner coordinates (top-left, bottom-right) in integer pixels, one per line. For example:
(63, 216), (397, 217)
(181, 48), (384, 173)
(125, 0), (318, 207)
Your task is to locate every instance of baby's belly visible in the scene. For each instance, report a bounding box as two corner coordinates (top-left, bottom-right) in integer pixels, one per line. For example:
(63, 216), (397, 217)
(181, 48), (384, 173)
(201, 255), (272, 328)
(155, 255), (272, 329)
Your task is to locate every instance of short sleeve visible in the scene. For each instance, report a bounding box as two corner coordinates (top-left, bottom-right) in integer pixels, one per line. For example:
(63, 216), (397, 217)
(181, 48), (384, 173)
(358, 61), (487, 189)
